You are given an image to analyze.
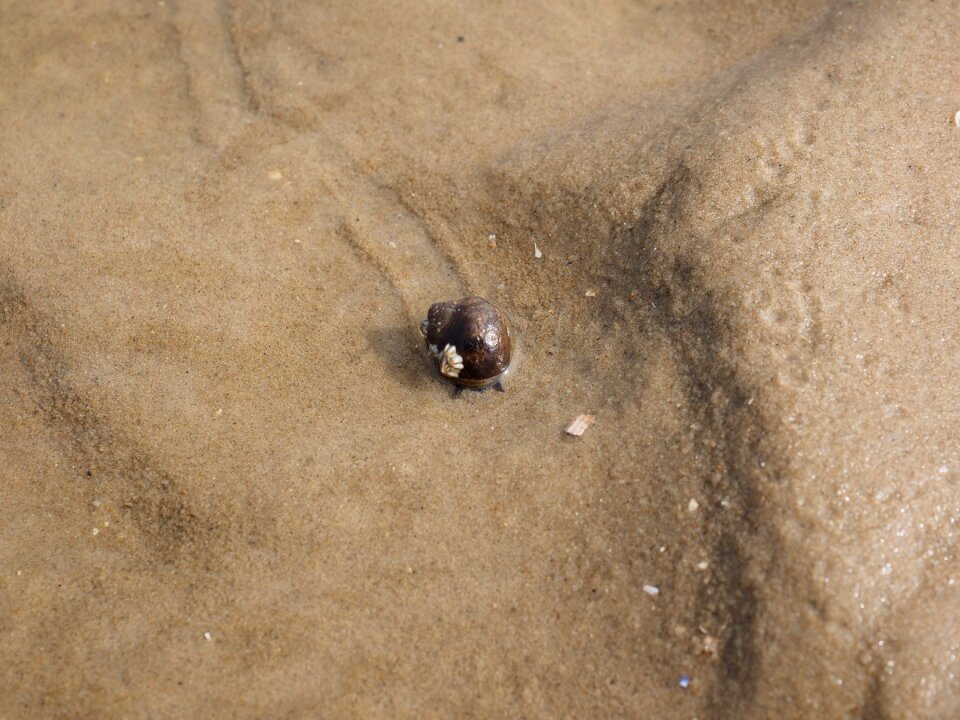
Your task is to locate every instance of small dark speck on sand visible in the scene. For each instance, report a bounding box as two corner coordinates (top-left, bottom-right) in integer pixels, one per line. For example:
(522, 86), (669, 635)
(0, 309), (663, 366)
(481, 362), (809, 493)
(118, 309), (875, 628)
(457, 35), (465, 42)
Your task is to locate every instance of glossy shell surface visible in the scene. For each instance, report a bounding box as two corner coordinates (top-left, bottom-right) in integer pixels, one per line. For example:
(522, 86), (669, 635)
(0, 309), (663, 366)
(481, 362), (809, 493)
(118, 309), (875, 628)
(421, 296), (512, 388)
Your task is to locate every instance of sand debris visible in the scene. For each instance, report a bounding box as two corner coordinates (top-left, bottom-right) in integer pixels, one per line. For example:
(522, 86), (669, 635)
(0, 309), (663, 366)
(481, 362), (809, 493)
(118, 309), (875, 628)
(534, 242), (542, 258)
(642, 584), (660, 596)
(565, 414), (595, 436)
(585, 289), (597, 297)
(688, 498), (699, 512)
(698, 634), (720, 660)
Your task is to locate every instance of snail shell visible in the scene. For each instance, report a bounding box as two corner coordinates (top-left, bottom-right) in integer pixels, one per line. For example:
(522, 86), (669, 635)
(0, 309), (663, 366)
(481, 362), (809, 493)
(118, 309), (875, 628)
(420, 296), (513, 389)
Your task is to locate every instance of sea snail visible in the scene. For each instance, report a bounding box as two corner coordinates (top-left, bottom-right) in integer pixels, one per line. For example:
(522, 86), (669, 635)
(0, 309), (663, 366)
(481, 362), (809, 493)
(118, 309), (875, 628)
(420, 296), (513, 390)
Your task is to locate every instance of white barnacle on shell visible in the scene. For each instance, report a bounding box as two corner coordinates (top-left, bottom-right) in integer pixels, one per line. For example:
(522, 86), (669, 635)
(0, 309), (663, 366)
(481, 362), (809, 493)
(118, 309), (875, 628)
(440, 343), (464, 378)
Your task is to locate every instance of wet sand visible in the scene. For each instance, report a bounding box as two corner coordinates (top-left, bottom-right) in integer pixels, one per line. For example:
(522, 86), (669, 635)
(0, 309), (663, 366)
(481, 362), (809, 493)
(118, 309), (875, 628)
(2, 1), (959, 717)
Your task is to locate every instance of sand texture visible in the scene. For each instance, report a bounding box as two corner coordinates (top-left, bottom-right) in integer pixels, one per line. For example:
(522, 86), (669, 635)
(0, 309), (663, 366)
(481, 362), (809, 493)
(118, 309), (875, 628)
(2, 1), (960, 717)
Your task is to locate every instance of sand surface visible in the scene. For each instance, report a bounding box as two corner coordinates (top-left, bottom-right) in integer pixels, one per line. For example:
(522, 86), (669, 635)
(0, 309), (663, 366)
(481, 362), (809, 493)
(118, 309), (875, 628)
(2, 1), (960, 717)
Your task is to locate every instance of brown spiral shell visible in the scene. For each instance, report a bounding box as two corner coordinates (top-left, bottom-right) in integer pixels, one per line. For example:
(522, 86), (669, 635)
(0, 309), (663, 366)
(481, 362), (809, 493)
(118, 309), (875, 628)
(420, 296), (513, 389)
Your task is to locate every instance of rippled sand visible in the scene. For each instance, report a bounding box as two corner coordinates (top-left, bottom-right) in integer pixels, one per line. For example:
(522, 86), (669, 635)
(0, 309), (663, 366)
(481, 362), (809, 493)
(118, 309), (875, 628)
(2, 1), (959, 717)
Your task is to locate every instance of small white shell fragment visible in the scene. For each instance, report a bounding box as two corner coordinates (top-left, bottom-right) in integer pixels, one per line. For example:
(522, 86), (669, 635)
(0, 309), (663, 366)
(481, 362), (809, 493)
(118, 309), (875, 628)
(267, 169), (283, 181)
(643, 584), (660, 596)
(204, 631), (212, 641)
(955, 110), (960, 128)
(565, 414), (595, 436)
(701, 635), (719, 658)
(534, 242), (542, 258)
(585, 289), (597, 297)
(688, 498), (699, 513)
(696, 560), (710, 571)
